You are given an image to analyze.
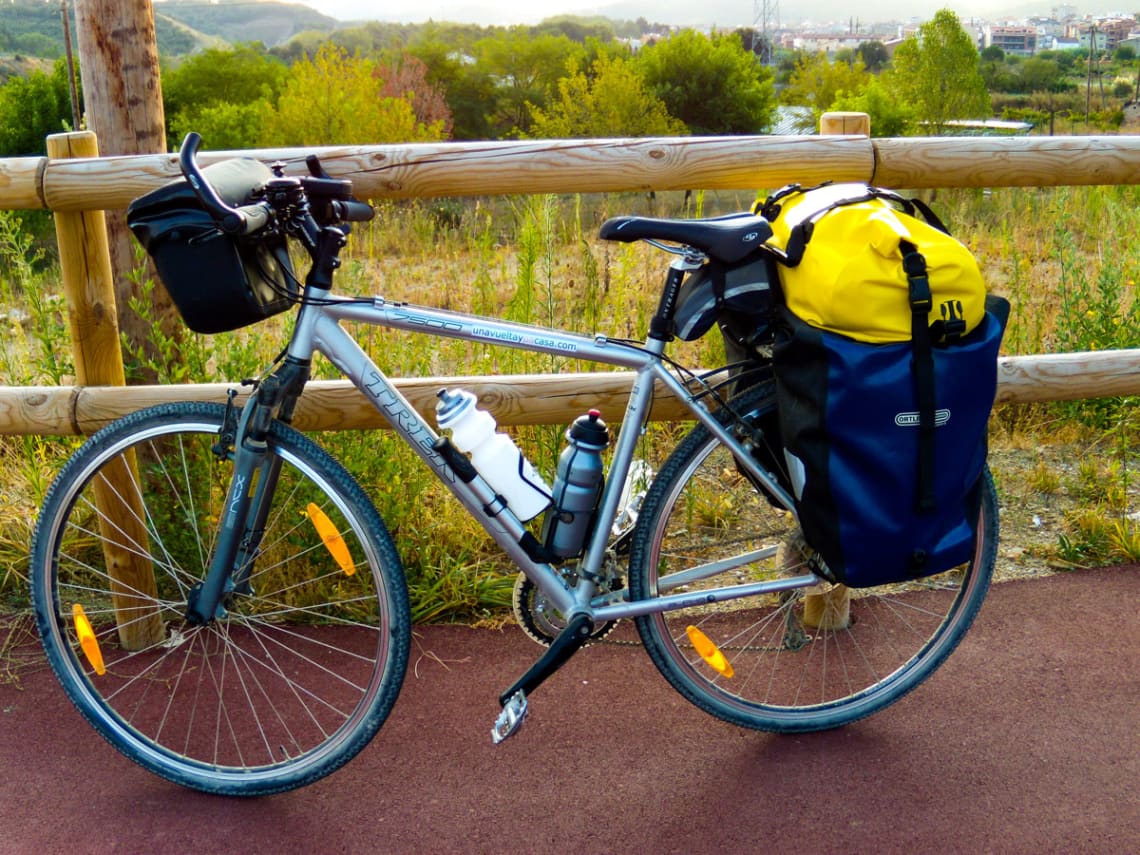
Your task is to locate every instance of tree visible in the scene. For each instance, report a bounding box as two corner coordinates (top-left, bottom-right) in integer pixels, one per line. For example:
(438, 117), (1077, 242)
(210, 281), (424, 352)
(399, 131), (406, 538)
(163, 44), (287, 149)
(780, 51), (870, 130)
(406, 36), (497, 140)
(163, 44), (287, 118)
(527, 54), (686, 138)
(887, 8), (990, 131)
(535, 17), (615, 44)
(475, 29), (585, 136)
(0, 59), (77, 156)
(1019, 57), (1063, 93)
(173, 100), (273, 151)
(635, 30), (776, 134)
(831, 78), (914, 136)
(857, 41), (889, 72)
(264, 43), (446, 146)
(379, 54), (453, 138)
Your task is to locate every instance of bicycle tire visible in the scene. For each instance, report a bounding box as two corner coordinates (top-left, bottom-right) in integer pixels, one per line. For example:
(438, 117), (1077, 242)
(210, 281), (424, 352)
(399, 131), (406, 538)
(628, 382), (997, 733)
(31, 402), (410, 795)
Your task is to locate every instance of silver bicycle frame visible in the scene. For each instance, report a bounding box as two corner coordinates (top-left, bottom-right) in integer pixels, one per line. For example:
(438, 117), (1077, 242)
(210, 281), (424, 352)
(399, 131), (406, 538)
(282, 290), (814, 622)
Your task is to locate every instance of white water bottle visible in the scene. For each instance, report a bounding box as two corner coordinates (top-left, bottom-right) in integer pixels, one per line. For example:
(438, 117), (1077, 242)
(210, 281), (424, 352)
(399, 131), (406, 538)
(435, 389), (552, 521)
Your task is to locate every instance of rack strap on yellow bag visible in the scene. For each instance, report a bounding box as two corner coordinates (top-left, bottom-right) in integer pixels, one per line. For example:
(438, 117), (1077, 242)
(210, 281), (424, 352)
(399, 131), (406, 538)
(755, 182), (986, 344)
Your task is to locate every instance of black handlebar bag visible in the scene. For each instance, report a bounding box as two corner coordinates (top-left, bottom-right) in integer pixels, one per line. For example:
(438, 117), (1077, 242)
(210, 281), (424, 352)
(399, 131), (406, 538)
(127, 159), (295, 334)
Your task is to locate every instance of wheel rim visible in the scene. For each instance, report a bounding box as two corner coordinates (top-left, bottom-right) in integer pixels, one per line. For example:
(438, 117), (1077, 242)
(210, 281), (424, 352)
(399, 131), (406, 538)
(635, 422), (991, 727)
(36, 412), (398, 788)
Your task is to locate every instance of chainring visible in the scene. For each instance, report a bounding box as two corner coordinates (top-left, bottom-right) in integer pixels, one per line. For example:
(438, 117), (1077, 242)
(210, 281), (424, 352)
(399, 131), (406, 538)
(512, 571), (622, 647)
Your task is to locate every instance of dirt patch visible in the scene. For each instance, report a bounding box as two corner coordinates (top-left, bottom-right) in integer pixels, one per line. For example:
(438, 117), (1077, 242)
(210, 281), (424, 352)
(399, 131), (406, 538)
(986, 439), (1110, 583)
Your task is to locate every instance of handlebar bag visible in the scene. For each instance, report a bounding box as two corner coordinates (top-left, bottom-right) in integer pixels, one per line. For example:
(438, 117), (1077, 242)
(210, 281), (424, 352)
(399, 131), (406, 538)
(761, 183), (1006, 587)
(127, 159), (295, 334)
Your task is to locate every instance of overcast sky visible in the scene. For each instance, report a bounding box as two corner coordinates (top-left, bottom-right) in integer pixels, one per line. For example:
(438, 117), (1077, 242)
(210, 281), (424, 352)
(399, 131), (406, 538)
(300, 0), (620, 26)
(288, 0), (1128, 29)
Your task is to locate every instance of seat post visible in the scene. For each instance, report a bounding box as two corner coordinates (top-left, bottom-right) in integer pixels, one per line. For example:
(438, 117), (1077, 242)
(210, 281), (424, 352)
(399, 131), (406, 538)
(650, 254), (705, 341)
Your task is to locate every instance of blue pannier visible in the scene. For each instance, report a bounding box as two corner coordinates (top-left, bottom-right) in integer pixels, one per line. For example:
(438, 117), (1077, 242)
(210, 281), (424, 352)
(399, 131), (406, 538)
(772, 296), (1008, 587)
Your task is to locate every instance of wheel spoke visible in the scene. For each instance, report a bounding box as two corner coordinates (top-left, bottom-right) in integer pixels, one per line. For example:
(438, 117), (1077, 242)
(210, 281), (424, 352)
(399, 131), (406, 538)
(31, 402), (409, 795)
(629, 384), (996, 733)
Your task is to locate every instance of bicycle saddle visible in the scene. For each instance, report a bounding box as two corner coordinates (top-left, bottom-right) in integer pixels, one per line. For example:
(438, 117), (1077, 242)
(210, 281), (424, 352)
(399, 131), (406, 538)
(598, 213), (773, 264)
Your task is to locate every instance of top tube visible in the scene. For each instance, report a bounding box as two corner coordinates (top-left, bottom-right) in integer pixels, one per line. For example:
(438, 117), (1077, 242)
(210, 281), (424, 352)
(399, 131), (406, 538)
(316, 297), (656, 371)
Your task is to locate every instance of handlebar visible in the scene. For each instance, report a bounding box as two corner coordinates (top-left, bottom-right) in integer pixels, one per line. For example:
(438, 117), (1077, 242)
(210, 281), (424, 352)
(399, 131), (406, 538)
(179, 132), (269, 236)
(331, 199), (376, 223)
(177, 131), (374, 234)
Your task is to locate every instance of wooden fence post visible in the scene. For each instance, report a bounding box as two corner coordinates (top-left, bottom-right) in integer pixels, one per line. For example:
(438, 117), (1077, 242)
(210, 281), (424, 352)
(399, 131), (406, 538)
(48, 131), (163, 651)
(798, 112), (868, 631)
(819, 111), (872, 137)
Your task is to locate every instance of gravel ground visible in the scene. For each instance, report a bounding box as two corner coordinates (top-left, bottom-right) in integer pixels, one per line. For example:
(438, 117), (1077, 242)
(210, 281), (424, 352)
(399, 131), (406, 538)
(987, 441), (1101, 583)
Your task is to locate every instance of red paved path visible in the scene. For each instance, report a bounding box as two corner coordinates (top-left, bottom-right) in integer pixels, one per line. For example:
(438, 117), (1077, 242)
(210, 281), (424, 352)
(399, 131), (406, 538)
(1, 566), (1137, 854)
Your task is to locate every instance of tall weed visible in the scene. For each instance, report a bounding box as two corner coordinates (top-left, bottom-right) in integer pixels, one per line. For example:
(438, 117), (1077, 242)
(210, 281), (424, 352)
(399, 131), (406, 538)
(5, 186), (1140, 615)
(0, 211), (79, 605)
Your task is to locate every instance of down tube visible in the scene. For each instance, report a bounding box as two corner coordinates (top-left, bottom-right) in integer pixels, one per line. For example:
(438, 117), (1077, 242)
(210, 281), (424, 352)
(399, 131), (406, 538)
(308, 314), (578, 611)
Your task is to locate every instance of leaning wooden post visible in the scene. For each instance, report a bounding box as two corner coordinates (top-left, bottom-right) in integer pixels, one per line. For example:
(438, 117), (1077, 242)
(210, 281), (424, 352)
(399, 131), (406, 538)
(47, 131), (164, 651)
(72, 0), (174, 376)
(798, 112), (869, 631)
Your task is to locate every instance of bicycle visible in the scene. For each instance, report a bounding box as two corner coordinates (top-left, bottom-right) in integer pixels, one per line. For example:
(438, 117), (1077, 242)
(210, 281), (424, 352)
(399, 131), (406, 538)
(30, 133), (998, 797)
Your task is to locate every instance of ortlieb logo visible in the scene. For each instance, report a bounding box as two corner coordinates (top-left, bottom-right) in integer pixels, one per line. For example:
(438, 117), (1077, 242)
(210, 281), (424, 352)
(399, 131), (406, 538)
(895, 409), (951, 427)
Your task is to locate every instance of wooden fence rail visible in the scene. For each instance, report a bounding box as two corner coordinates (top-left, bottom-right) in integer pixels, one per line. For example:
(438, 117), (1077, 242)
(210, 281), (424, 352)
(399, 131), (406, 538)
(5, 133), (1140, 213)
(3, 121), (1140, 437)
(1, 347), (1139, 436)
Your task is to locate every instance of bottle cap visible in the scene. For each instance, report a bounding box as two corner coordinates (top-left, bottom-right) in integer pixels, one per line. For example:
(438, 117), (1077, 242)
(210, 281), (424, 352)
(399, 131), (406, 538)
(568, 410), (609, 448)
(435, 388), (476, 428)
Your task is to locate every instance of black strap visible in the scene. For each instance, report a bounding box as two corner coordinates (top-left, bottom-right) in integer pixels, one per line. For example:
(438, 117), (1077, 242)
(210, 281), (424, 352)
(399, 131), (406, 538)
(764, 184), (952, 269)
(905, 195), (951, 235)
(902, 240), (937, 514)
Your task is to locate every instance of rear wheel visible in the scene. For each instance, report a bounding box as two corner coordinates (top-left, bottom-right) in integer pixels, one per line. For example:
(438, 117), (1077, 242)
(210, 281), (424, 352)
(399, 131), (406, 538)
(31, 402), (410, 795)
(628, 383), (997, 732)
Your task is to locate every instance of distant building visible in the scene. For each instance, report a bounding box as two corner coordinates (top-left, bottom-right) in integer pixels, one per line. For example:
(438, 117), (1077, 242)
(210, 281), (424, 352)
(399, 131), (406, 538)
(941, 118), (1034, 135)
(987, 25), (1038, 55)
(1078, 19), (1136, 54)
(789, 33), (865, 56)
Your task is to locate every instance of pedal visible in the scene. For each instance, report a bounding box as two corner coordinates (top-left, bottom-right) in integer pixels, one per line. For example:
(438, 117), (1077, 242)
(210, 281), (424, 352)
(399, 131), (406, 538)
(491, 690), (528, 744)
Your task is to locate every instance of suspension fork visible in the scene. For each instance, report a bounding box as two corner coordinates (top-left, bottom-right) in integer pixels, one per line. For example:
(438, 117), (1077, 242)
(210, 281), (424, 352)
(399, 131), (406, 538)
(184, 358), (310, 625)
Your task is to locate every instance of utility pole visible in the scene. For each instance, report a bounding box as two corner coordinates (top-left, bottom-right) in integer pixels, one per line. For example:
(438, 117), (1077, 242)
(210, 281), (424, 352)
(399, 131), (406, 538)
(59, 0), (80, 129)
(1086, 23), (1095, 130)
(752, 0), (780, 64)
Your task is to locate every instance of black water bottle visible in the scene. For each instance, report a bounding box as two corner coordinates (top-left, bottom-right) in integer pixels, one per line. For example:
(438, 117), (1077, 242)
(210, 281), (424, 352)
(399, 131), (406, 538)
(541, 410), (609, 559)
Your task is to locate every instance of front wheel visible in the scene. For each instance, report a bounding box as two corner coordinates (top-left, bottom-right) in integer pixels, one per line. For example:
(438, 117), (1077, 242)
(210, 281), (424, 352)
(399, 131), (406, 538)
(31, 402), (410, 795)
(628, 382), (997, 733)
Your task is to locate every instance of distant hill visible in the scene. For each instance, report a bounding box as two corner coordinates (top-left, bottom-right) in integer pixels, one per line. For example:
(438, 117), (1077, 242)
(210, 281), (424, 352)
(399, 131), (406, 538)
(0, 0), (338, 61)
(156, 0), (338, 47)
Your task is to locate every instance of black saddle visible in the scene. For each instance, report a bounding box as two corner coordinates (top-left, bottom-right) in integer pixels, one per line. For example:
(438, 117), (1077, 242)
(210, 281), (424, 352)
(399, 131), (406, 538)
(598, 213), (773, 264)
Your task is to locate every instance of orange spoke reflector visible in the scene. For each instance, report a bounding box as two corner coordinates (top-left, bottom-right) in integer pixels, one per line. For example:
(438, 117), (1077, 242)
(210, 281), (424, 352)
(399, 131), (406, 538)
(72, 603), (106, 676)
(686, 625), (734, 678)
(306, 502), (355, 576)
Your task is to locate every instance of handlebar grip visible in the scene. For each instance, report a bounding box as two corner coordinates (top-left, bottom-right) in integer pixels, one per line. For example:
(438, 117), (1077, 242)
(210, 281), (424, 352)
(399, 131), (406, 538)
(222, 203), (273, 236)
(179, 133), (275, 236)
(335, 200), (375, 223)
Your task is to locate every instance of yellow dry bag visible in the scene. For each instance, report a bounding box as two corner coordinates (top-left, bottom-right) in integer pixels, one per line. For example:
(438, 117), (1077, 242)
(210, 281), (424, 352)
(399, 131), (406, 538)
(756, 183), (986, 344)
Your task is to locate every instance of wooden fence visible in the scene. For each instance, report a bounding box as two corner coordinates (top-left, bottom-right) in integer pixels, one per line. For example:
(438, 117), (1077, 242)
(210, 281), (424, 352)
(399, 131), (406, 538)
(3, 117), (1140, 436)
